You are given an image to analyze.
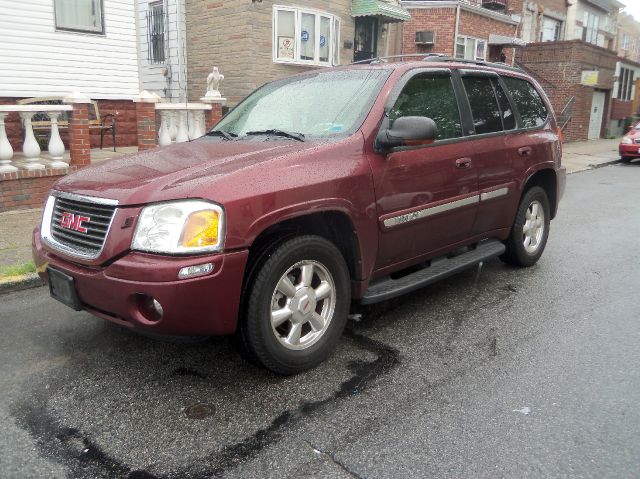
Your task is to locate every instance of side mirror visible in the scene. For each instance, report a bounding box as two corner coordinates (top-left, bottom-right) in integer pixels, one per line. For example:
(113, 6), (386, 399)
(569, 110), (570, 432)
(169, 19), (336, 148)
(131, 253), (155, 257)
(377, 116), (438, 149)
(628, 125), (634, 132)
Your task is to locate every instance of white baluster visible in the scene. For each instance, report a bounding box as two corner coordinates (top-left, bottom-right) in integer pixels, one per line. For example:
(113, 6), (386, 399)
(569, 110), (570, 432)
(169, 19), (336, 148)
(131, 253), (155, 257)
(176, 110), (189, 143)
(169, 111), (178, 141)
(0, 112), (17, 173)
(47, 111), (68, 168)
(158, 111), (172, 146)
(188, 111), (197, 140)
(20, 112), (44, 170)
(198, 111), (206, 137)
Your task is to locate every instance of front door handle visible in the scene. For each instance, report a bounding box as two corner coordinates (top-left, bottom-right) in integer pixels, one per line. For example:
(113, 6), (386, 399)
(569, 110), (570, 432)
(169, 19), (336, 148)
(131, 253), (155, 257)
(518, 146), (533, 157)
(455, 157), (472, 169)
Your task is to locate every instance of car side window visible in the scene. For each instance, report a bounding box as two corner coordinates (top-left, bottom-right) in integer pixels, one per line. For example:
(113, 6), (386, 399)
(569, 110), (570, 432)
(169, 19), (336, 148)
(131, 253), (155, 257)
(389, 74), (462, 140)
(462, 76), (503, 135)
(502, 76), (548, 128)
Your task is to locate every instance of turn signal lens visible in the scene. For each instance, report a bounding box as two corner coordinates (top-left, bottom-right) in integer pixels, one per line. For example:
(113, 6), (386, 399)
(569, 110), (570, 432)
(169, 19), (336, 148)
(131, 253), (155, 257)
(180, 210), (219, 248)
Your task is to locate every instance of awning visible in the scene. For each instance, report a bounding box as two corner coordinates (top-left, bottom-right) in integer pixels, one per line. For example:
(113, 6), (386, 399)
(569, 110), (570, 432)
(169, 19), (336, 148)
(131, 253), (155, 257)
(352, 0), (411, 23)
(488, 34), (528, 48)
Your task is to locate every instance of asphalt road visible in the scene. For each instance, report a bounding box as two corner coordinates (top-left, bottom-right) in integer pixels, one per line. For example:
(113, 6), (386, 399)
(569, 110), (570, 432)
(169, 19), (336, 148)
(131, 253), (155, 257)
(1, 163), (640, 479)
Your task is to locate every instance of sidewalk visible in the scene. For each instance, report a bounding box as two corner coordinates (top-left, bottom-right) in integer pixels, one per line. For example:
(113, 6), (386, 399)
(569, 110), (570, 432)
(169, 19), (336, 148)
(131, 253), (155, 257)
(0, 138), (624, 288)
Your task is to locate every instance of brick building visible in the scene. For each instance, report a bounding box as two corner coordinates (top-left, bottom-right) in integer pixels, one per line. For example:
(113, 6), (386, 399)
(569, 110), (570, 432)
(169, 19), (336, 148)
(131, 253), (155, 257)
(401, 1), (522, 63)
(185, 0), (410, 106)
(516, 40), (618, 141)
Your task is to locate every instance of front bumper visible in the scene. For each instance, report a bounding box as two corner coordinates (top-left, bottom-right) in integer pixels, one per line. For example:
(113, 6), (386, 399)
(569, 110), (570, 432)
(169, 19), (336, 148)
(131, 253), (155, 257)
(33, 228), (249, 336)
(619, 143), (640, 158)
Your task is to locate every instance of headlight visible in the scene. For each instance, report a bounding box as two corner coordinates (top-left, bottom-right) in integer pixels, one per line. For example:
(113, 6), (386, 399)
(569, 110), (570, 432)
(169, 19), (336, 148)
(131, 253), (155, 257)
(622, 136), (633, 144)
(131, 200), (224, 254)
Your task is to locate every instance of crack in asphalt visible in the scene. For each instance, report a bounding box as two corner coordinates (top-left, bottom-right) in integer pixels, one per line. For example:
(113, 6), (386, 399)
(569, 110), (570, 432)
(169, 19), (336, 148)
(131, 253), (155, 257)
(302, 439), (365, 479)
(12, 328), (401, 478)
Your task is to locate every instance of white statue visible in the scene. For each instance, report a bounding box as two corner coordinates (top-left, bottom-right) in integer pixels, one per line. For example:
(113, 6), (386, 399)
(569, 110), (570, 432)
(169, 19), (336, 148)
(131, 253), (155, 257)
(205, 67), (224, 99)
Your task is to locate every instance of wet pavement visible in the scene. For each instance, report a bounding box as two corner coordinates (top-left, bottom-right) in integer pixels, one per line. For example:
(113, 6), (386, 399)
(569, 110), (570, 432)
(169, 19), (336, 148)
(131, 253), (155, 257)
(1, 163), (640, 478)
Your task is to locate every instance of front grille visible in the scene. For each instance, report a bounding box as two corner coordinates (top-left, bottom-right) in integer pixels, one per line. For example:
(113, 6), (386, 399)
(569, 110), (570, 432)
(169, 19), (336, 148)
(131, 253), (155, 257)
(50, 196), (116, 257)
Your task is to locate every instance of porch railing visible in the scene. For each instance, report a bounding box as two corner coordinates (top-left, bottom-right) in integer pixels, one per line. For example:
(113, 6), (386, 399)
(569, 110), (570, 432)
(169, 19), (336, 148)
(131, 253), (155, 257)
(0, 104), (73, 173)
(155, 103), (212, 146)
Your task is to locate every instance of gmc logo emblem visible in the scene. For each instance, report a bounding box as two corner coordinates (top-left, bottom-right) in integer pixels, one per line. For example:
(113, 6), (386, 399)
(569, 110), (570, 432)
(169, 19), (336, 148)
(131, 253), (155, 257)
(60, 212), (90, 233)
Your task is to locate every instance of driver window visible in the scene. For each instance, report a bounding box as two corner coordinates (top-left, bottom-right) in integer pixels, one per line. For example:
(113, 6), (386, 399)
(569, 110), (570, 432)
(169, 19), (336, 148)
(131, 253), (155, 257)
(389, 74), (462, 140)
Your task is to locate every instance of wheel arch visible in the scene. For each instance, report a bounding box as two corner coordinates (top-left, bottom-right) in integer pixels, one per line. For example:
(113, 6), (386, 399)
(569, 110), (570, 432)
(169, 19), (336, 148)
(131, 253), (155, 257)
(522, 168), (558, 219)
(244, 210), (363, 286)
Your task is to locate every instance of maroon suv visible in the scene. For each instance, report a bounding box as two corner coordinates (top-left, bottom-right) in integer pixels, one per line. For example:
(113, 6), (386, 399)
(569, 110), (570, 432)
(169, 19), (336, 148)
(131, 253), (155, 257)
(33, 58), (565, 374)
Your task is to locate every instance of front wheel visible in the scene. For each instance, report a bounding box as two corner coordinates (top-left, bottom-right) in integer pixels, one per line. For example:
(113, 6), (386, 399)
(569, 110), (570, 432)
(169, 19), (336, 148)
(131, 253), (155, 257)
(239, 236), (350, 375)
(501, 186), (551, 267)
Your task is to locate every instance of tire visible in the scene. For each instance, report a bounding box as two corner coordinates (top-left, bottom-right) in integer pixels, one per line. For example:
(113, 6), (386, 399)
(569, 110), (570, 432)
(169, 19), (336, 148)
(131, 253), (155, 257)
(621, 156), (632, 163)
(238, 235), (350, 375)
(501, 186), (551, 267)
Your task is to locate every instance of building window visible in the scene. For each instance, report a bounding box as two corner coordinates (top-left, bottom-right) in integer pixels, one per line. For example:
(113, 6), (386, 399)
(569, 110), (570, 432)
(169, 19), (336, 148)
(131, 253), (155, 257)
(147, 2), (165, 64)
(54, 0), (104, 34)
(582, 11), (600, 45)
(273, 6), (340, 66)
(455, 36), (486, 61)
(540, 17), (562, 42)
(618, 67), (635, 101)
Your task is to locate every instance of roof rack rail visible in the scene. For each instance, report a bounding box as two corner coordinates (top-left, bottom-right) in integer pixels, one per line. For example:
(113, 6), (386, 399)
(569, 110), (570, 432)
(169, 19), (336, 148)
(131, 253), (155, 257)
(349, 54), (523, 72)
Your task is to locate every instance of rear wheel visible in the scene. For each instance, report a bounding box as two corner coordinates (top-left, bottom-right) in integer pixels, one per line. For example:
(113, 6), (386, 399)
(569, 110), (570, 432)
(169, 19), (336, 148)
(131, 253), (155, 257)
(239, 235), (350, 375)
(501, 186), (550, 267)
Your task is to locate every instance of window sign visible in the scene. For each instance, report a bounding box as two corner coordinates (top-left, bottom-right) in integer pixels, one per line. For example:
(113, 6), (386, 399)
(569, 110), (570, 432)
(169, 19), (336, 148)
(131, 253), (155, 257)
(278, 36), (295, 60)
(273, 6), (341, 66)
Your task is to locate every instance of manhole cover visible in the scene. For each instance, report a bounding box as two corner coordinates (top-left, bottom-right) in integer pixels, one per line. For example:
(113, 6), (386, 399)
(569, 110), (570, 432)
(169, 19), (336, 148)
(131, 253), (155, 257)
(184, 403), (215, 420)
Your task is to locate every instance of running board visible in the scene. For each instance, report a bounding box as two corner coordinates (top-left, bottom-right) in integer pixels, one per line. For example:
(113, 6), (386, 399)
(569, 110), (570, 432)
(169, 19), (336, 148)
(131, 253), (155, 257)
(361, 239), (505, 305)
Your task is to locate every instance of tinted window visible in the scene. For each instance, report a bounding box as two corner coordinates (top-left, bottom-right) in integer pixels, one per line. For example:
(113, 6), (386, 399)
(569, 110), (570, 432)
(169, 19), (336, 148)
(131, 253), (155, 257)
(494, 81), (516, 130)
(389, 75), (462, 140)
(462, 77), (503, 135)
(502, 76), (548, 128)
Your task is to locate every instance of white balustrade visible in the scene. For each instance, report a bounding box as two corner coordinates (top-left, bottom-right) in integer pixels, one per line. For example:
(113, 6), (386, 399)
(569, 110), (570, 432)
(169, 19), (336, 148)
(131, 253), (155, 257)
(0, 104), (73, 173)
(156, 103), (212, 145)
(0, 113), (16, 173)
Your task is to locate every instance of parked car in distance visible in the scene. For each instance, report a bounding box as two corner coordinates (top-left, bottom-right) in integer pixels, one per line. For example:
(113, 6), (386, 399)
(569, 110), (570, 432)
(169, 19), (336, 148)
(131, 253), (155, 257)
(620, 122), (640, 162)
(33, 57), (566, 374)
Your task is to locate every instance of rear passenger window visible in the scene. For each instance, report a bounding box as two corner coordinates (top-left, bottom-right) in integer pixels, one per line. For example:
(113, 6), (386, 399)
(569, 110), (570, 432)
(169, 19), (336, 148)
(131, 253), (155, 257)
(502, 76), (548, 128)
(389, 74), (462, 140)
(462, 77), (503, 135)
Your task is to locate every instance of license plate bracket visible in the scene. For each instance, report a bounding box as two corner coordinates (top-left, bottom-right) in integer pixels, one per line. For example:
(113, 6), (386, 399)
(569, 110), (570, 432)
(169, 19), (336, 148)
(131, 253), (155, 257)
(48, 267), (82, 311)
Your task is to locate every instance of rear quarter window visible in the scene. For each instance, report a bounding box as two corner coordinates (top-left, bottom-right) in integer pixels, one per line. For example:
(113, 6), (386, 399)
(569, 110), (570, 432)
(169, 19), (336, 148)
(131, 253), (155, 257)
(502, 76), (548, 129)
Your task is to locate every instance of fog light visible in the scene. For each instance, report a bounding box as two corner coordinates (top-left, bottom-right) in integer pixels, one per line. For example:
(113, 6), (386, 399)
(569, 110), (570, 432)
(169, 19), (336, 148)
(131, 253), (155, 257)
(178, 262), (213, 279)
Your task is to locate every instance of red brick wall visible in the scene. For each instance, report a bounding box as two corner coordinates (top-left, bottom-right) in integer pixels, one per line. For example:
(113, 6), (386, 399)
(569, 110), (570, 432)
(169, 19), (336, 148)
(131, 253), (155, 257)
(0, 98), (137, 152)
(516, 41), (618, 141)
(402, 7), (517, 63)
(0, 167), (78, 212)
(611, 99), (633, 120)
(403, 8), (457, 57)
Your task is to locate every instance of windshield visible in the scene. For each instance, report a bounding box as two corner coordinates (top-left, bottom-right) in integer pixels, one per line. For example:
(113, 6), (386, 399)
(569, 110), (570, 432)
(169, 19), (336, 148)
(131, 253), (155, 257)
(212, 69), (391, 139)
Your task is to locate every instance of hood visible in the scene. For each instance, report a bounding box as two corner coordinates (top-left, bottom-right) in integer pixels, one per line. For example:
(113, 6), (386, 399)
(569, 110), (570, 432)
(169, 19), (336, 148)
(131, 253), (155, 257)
(54, 138), (322, 205)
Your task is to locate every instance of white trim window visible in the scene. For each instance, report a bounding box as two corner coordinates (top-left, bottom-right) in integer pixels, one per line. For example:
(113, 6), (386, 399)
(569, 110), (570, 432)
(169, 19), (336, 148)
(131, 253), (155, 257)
(273, 5), (341, 66)
(54, 0), (104, 34)
(455, 36), (486, 61)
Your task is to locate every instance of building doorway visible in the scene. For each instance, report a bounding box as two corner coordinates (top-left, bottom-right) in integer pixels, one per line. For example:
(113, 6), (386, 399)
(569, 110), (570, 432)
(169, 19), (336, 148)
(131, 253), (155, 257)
(588, 90), (606, 140)
(354, 17), (378, 62)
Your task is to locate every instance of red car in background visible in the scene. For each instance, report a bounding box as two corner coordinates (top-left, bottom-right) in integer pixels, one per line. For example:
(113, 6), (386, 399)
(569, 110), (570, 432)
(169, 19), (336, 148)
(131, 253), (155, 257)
(620, 123), (640, 162)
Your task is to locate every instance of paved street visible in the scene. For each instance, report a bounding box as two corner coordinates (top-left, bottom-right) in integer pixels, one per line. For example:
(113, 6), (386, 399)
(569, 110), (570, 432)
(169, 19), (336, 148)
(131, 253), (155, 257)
(1, 163), (639, 478)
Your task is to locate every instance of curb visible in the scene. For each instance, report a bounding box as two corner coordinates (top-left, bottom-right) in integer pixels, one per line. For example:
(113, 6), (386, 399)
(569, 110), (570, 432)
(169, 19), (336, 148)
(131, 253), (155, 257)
(588, 158), (624, 169)
(0, 273), (45, 295)
(567, 158), (623, 174)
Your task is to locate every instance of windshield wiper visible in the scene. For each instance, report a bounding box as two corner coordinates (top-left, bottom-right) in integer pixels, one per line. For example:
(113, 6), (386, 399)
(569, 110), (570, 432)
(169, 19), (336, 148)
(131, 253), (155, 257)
(206, 130), (237, 141)
(244, 129), (305, 142)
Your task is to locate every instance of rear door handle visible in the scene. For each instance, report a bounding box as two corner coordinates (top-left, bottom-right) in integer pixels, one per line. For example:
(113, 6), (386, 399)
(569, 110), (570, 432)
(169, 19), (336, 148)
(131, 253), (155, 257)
(518, 147), (533, 157)
(455, 157), (472, 169)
